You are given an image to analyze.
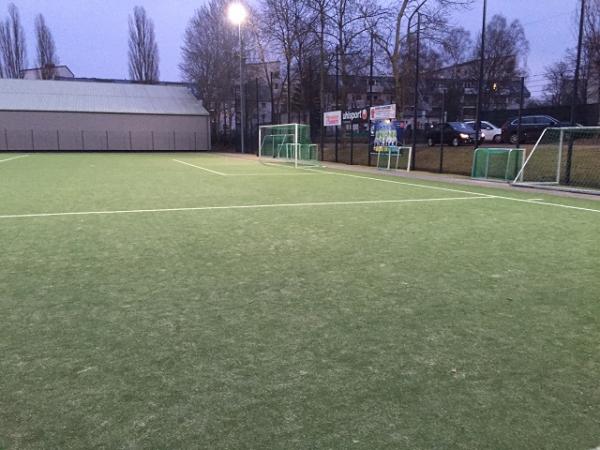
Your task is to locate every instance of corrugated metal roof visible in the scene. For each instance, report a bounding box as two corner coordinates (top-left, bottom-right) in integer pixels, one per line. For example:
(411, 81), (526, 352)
(0, 79), (209, 116)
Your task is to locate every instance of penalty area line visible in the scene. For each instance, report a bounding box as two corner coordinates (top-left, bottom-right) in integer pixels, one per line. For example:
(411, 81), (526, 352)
(172, 159), (228, 176)
(0, 196), (497, 220)
(0, 154), (29, 164)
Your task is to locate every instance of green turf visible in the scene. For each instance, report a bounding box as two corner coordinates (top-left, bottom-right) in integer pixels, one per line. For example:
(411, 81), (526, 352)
(1, 153), (599, 449)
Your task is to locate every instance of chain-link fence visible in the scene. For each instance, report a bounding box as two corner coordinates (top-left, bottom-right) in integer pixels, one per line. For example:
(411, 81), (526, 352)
(318, 132), (475, 176)
(0, 129), (207, 151)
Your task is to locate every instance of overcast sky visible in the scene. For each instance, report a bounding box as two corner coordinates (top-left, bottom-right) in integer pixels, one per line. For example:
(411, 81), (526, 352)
(5, 0), (581, 96)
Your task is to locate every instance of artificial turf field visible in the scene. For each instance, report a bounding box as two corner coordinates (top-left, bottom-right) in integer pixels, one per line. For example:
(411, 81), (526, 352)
(0, 152), (599, 450)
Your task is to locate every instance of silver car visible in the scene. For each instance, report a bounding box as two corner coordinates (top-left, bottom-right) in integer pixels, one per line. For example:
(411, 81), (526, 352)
(465, 120), (502, 143)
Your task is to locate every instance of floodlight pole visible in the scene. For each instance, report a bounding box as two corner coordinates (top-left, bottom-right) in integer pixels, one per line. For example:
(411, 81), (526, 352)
(238, 22), (245, 154)
(411, 12), (421, 170)
(566, 0), (586, 184)
(335, 45), (339, 163)
(475, 0), (487, 150)
(368, 31), (374, 166)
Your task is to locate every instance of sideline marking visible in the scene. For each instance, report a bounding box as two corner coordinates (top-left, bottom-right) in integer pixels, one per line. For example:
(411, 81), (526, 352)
(0, 196), (495, 220)
(494, 196), (600, 214)
(173, 159), (227, 176)
(313, 168), (600, 214)
(227, 172), (330, 177)
(0, 154), (29, 164)
(309, 168), (496, 197)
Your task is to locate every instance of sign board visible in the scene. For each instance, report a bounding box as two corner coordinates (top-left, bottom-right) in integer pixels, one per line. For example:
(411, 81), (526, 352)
(370, 104), (396, 121)
(323, 110), (342, 127)
(373, 120), (404, 147)
(342, 108), (369, 123)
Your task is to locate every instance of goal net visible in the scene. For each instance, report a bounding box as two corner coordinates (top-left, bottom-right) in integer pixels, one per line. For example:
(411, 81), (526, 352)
(512, 127), (600, 192)
(472, 148), (524, 182)
(258, 123), (319, 168)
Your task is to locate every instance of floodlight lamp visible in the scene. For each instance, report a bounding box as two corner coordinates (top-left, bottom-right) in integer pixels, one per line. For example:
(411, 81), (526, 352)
(228, 3), (247, 25)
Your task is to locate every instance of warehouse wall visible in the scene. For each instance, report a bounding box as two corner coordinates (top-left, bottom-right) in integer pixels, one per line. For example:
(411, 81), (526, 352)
(0, 111), (210, 151)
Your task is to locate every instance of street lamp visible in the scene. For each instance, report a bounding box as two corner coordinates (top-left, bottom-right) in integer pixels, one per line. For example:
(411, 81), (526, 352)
(228, 3), (247, 153)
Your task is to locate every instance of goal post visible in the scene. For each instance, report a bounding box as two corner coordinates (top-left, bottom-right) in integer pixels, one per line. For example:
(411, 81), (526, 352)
(512, 127), (600, 192)
(472, 148), (524, 182)
(258, 123), (320, 168)
(371, 145), (413, 171)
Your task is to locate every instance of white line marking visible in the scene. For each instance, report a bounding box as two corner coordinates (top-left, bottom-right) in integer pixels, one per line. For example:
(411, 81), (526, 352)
(0, 154), (29, 164)
(0, 196), (495, 220)
(314, 168), (600, 214)
(262, 162), (300, 169)
(309, 168), (496, 197)
(227, 172), (329, 177)
(173, 159), (227, 176)
(491, 196), (600, 213)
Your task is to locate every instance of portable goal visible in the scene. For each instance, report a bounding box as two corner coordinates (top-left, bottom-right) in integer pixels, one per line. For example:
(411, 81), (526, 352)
(371, 146), (413, 171)
(512, 127), (600, 192)
(258, 123), (319, 168)
(472, 148), (524, 182)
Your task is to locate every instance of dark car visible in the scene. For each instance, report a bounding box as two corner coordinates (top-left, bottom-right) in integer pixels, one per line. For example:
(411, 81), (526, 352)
(426, 122), (481, 147)
(500, 115), (570, 145)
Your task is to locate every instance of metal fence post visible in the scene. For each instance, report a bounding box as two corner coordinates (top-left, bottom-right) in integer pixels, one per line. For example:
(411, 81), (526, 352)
(4, 129), (8, 150)
(106, 131), (109, 151)
(81, 130), (85, 151)
(57, 130), (61, 151)
(31, 129), (35, 151)
(151, 131), (155, 151)
(129, 131), (133, 151)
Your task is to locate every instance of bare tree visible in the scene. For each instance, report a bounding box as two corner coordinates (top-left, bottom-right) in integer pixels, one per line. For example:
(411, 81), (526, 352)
(35, 14), (59, 79)
(261, 0), (311, 121)
(584, 0), (600, 104)
(375, 0), (472, 117)
(0, 3), (27, 79)
(470, 14), (529, 109)
(440, 26), (471, 69)
(180, 0), (239, 138)
(543, 61), (571, 105)
(128, 6), (159, 83)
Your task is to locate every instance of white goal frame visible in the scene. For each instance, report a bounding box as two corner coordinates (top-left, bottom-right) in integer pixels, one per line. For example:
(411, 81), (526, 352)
(512, 126), (600, 186)
(371, 146), (413, 171)
(258, 123), (319, 168)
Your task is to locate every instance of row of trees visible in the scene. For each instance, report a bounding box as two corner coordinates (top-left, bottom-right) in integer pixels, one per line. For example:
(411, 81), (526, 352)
(180, 0), (531, 133)
(0, 3), (58, 79)
(0, 3), (160, 84)
(543, 0), (600, 106)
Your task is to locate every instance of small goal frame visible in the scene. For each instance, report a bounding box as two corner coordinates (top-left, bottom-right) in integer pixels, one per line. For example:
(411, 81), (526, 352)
(258, 123), (319, 168)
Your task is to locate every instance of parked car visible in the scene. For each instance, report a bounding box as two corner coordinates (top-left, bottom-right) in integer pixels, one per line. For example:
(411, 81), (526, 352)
(500, 115), (571, 145)
(465, 120), (502, 143)
(426, 122), (483, 147)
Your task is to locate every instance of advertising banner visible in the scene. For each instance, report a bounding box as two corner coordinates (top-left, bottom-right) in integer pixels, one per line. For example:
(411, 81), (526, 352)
(323, 110), (342, 127)
(370, 104), (396, 121)
(373, 120), (404, 147)
(342, 108), (369, 123)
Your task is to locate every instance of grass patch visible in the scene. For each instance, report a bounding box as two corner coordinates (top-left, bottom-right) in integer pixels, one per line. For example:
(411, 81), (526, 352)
(1, 153), (599, 449)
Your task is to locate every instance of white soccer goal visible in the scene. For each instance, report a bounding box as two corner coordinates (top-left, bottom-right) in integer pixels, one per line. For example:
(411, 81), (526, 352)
(512, 127), (600, 192)
(258, 123), (320, 168)
(371, 146), (413, 171)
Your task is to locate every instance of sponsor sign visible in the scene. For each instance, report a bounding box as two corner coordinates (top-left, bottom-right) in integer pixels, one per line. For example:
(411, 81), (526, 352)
(370, 104), (397, 121)
(323, 110), (342, 127)
(342, 108), (369, 123)
(373, 120), (404, 147)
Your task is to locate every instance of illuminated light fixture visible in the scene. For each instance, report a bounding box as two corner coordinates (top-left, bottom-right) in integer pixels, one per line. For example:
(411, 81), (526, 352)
(227, 3), (247, 25)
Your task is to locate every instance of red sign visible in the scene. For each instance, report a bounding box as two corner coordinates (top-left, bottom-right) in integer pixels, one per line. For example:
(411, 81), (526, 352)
(324, 110), (342, 127)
